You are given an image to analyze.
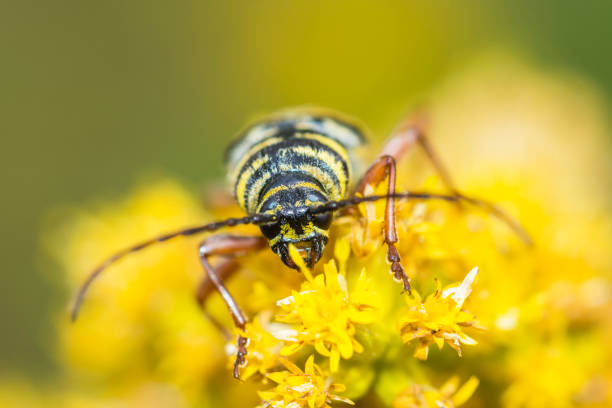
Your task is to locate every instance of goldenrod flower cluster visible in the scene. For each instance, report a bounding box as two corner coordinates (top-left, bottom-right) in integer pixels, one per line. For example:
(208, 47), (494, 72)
(258, 355), (353, 408)
(2, 59), (611, 408)
(275, 244), (376, 372)
(397, 267), (479, 360)
(391, 376), (479, 408)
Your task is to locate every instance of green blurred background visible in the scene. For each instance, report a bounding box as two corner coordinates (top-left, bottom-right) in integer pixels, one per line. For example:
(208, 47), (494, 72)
(2, 0), (611, 382)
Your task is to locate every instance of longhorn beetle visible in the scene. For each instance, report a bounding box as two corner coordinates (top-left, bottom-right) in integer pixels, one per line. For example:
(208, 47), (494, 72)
(71, 108), (531, 379)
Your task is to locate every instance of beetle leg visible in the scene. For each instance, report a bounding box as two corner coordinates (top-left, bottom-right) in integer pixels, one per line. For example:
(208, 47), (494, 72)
(355, 114), (461, 292)
(356, 155), (410, 292)
(380, 113), (534, 240)
(196, 259), (239, 340)
(381, 112), (459, 194)
(197, 234), (267, 380)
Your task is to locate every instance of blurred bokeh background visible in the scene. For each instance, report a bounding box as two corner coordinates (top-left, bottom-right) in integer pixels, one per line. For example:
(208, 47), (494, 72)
(2, 0), (611, 398)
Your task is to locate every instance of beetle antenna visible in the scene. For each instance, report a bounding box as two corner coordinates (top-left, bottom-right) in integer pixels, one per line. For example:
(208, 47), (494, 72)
(71, 212), (276, 322)
(309, 192), (532, 246)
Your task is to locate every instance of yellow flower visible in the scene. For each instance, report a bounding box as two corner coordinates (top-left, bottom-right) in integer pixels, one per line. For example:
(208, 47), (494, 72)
(274, 243), (377, 372)
(258, 355), (353, 408)
(228, 311), (285, 380)
(392, 376), (479, 408)
(397, 267), (479, 359)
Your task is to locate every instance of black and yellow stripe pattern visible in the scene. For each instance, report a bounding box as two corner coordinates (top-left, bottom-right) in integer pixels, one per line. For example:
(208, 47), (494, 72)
(226, 110), (366, 215)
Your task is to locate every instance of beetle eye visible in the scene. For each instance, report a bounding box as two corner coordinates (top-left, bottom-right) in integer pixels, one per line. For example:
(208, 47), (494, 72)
(313, 212), (332, 230)
(259, 222), (281, 239)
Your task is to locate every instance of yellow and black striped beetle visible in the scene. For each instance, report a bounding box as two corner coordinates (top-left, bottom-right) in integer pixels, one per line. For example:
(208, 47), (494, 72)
(72, 108), (531, 379)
